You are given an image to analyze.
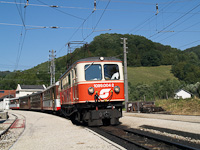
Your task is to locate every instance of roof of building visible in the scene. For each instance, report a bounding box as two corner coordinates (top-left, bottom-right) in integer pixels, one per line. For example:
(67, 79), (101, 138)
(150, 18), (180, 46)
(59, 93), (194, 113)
(0, 90), (16, 99)
(20, 85), (45, 90)
(175, 89), (193, 95)
(0, 94), (15, 99)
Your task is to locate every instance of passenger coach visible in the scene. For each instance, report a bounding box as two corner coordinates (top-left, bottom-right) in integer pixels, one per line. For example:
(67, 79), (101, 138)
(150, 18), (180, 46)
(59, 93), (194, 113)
(59, 57), (125, 126)
(43, 81), (60, 112)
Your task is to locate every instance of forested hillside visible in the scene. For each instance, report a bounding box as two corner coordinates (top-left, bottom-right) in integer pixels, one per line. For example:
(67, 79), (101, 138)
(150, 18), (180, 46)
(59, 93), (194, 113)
(1, 33), (200, 100)
(171, 46), (200, 84)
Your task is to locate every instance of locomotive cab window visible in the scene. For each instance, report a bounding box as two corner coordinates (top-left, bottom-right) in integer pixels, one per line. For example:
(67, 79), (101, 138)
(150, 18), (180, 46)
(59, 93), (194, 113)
(104, 64), (120, 80)
(85, 64), (102, 81)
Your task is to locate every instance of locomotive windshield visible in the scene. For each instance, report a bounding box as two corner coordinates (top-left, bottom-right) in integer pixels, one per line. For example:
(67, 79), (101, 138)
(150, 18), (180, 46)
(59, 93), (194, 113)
(85, 64), (102, 81)
(104, 64), (120, 80)
(84, 63), (120, 81)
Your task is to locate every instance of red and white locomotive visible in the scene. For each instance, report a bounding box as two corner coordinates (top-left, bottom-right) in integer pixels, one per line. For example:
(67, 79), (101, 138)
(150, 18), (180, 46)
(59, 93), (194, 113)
(59, 57), (125, 126)
(9, 57), (125, 126)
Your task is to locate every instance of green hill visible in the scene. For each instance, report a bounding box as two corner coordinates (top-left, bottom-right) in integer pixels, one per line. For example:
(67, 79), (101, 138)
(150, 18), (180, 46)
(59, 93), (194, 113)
(128, 65), (177, 86)
(185, 45), (200, 59)
(0, 33), (198, 89)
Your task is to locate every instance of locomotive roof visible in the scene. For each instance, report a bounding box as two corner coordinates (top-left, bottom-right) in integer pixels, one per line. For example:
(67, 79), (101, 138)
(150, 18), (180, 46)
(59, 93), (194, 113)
(75, 57), (121, 63)
(60, 57), (121, 79)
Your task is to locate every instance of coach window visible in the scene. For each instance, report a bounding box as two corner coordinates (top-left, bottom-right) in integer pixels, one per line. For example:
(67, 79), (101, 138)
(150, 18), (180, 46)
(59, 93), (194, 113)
(74, 68), (77, 82)
(68, 73), (71, 86)
(72, 69), (74, 79)
(61, 79), (63, 89)
(85, 64), (102, 81)
(104, 64), (120, 80)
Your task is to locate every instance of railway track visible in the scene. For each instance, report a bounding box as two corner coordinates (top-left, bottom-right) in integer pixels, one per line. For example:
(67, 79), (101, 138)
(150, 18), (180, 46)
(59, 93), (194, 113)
(0, 114), (17, 138)
(90, 125), (199, 150)
(0, 113), (26, 149)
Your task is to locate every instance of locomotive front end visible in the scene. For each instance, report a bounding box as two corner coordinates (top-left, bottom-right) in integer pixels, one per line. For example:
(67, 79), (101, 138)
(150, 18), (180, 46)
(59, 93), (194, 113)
(59, 57), (125, 126)
(77, 57), (125, 126)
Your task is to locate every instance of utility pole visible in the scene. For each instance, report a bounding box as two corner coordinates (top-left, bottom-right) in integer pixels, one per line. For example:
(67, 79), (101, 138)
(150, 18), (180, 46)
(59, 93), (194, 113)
(66, 41), (87, 65)
(49, 50), (56, 86)
(121, 38), (128, 112)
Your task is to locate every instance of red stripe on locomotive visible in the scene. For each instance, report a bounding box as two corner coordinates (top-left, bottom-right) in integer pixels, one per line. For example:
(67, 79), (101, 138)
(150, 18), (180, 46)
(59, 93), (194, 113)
(78, 82), (124, 102)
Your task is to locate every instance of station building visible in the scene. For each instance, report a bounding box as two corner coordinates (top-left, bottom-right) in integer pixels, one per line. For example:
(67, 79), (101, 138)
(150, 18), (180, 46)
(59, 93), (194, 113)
(16, 84), (46, 97)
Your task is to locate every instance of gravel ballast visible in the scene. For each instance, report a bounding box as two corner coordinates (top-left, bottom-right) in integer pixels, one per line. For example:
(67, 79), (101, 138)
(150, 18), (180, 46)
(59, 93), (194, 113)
(121, 112), (200, 145)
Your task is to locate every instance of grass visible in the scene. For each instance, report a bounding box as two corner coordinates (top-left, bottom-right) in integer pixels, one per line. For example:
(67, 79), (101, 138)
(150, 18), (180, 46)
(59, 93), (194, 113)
(127, 65), (177, 85)
(126, 65), (200, 116)
(155, 98), (200, 115)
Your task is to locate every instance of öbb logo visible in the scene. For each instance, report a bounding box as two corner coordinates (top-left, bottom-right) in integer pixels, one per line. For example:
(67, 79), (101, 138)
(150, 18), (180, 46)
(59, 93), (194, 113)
(99, 89), (111, 99)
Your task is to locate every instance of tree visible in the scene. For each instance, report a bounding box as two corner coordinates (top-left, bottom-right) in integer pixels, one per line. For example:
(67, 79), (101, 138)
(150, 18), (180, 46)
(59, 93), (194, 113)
(141, 50), (162, 66)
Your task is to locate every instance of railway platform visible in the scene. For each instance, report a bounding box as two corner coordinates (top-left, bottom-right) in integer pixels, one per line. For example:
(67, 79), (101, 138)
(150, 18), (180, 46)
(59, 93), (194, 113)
(122, 112), (200, 133)
(1, 110), (200, 149)
(0, 110), (125, 150)
(121, 111), (200, 147)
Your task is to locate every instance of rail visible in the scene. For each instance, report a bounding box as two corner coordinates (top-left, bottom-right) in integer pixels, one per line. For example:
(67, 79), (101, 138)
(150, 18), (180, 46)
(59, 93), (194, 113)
(91, 126), (199, 150)
(0, 114), (18, 138)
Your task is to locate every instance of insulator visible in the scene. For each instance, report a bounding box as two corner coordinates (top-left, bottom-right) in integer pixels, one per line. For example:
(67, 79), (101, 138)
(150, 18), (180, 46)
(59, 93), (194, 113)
(50, 26), (59, 29)
(50, 5), (58, 8)
(156, 3), (159, 15)
(94, 0), (96, 11)
(24, 0), (29, 8)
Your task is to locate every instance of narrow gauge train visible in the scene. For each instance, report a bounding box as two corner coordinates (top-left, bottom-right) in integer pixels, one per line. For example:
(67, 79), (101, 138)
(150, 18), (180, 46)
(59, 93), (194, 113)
(59, 57), (125, 126)
(9, 57), (125, 126)
(9, 82), (60, 112)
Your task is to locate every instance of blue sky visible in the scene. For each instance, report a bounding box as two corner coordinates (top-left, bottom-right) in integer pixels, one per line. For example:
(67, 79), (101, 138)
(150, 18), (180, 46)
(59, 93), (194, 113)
(0, 0), (200, 71)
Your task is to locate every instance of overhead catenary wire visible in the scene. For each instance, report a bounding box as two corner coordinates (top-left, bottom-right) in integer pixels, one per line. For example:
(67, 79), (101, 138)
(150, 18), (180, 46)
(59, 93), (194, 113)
(178, 40), (200, 49)
(14, 0), (26, 27)
(61, 0), (112, 64)
(2, 0), (195, 6)
(3, 21), (199, 33)
(128, 0), (176, 34)
(1, 1), (180, 13)
(82, 0), (111, 41)
(14, 0), (28, 71)
(98, 0), (195, 5)
(15, 30), (27, 71)
(36, 0), (85, 20)
(56, 0), (199, 60)
(148, 2), (200, 39)
(0, 22), (112, 31)
(57, 0), (111, 59)
(56, 10), (96, 56)
(129, 0), (199, 38)
(157, 10), (200, 43)
(1, 0), (200, 72)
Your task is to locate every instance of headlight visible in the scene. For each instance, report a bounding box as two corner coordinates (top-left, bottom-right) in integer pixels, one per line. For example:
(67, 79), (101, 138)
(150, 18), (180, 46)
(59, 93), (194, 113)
(88, 87), (94, 94)
(114, 86), (120, 93)
(99, 57), (104, 61)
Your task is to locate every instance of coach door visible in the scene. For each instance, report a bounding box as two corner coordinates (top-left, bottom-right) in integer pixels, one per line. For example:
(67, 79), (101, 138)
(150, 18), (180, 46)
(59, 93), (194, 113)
(72, 69), (77, 103)
(52, 88), (55, 111)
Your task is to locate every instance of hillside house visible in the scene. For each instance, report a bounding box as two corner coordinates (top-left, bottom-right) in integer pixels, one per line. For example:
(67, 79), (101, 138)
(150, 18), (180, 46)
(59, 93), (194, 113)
(174, 89), (192, 99)
(16, 84), (46, 97)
